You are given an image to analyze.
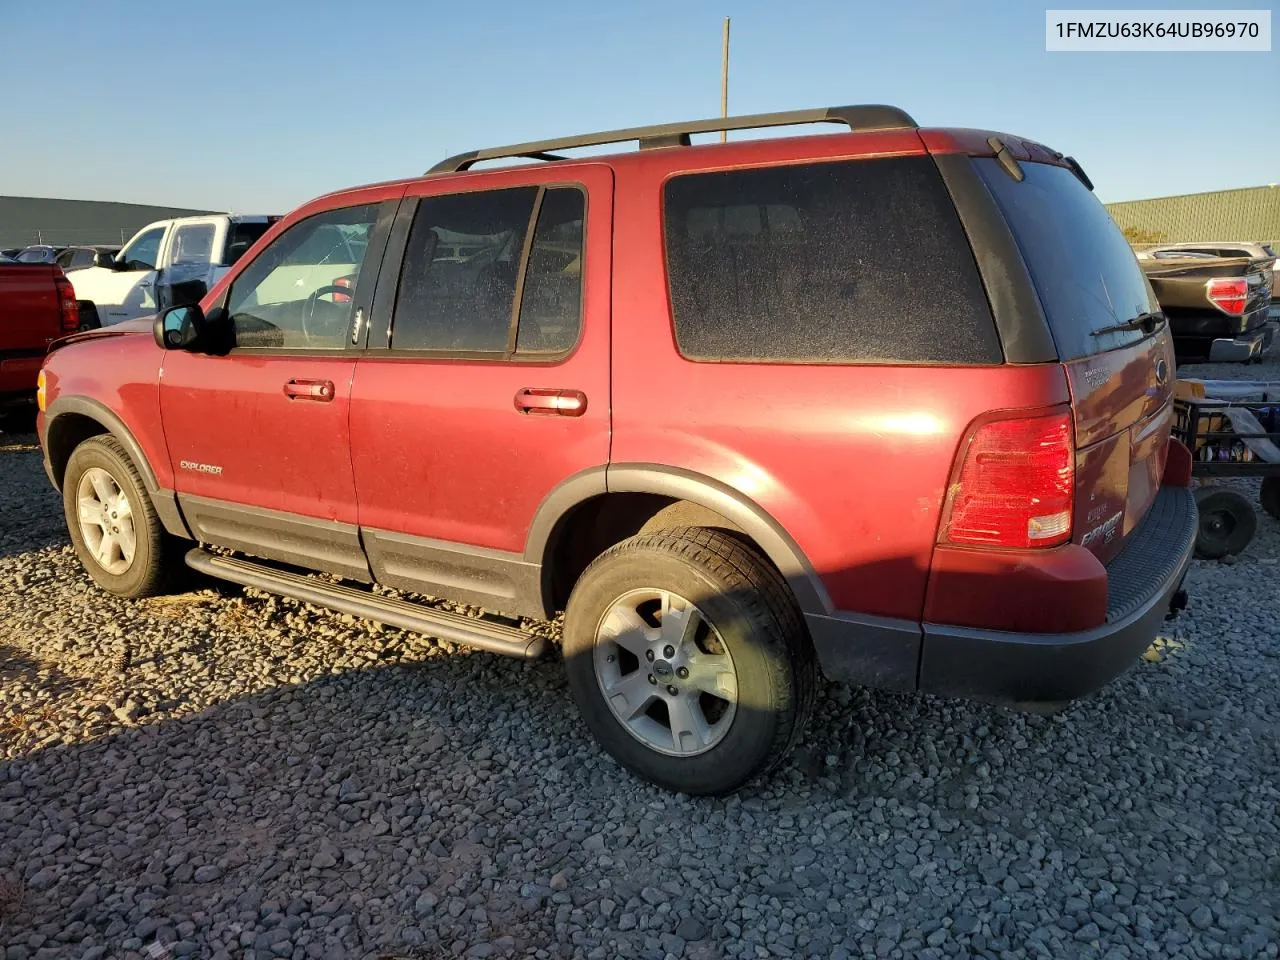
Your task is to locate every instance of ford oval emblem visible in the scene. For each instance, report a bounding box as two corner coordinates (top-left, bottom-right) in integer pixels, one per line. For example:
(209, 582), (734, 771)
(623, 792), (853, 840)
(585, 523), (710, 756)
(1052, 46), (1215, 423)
(1154, 358), (1169, 386)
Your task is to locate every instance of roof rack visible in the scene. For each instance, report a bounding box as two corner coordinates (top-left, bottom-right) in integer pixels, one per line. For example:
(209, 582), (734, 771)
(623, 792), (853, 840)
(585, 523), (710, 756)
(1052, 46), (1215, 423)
(427, 104), (917, 175)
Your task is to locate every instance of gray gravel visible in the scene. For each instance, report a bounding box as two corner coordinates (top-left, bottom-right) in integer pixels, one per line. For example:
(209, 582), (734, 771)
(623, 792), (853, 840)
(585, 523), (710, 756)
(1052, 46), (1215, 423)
(3, 371), (1280, 960)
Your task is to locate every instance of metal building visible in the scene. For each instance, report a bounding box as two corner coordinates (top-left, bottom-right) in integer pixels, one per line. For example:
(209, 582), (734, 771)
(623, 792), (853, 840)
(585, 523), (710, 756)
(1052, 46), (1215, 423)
(1105, 184), (1280, 247)
(0, 196), (216, 249)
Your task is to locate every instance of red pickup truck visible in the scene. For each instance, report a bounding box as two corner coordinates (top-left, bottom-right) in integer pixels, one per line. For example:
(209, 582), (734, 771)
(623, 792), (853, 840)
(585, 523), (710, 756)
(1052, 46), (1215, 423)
(0, 263), (80, 425)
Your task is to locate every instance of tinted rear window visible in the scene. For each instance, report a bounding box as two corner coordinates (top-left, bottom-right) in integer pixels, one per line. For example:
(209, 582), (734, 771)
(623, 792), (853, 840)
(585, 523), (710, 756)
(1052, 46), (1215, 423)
(977, 159), (1158, 360)
(224, 220), (277, 266)
(663, 156), (1001, 364)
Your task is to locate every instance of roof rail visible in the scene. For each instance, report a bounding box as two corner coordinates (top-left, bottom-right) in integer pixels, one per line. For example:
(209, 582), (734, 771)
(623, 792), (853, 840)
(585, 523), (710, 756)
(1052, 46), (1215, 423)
(426, 104), (917, 175)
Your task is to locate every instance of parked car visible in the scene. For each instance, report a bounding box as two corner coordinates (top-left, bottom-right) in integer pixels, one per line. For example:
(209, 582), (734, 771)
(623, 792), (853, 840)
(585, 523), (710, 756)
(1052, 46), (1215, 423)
(71, 215), (278, 326)
(1141, 241), (1279, 315)
(1135, 250), (1275, 361)
(13, 245), (62, 264)
(0, 264), (80, 425)
(36, 105), (1197, 794)
(55, 245), (119, 272)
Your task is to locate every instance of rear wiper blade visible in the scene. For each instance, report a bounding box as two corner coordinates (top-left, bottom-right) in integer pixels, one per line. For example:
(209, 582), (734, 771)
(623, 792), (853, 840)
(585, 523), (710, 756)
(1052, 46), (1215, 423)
(1093, 311), (1165, 337)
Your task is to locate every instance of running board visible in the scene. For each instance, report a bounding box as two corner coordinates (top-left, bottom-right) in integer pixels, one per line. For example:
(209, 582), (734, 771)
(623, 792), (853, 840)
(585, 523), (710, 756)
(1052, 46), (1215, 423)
(185, 548), (550, 660)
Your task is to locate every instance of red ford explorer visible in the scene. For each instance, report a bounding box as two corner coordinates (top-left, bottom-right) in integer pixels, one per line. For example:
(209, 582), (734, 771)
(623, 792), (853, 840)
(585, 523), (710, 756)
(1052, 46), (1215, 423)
(37, 105), (1196, 794)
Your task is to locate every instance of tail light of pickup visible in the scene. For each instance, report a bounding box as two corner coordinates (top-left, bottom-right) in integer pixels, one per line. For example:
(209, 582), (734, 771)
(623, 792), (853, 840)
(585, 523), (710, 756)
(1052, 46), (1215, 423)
(938, 409), (1075, 549)
(1206, 277), (1249, 316)
(55, 274), (79, 333)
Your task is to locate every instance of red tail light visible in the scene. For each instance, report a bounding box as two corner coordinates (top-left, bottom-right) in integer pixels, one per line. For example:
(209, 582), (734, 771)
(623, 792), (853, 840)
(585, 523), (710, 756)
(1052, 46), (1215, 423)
(55, 275), (79, 333)
(941, 410), (1074, 549)
(332, 276), (352, 304)
(1206, 277), (1248, 316)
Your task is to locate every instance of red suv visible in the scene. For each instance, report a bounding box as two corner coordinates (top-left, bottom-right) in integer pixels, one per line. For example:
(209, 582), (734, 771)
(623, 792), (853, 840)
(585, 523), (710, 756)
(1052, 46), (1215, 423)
(37, 105), (1196, 795)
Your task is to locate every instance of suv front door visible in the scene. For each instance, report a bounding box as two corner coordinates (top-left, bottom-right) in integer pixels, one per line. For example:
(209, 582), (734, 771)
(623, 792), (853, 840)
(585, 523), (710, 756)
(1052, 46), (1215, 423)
(348, 165), (613, 617)
(159, 198), (397, 579)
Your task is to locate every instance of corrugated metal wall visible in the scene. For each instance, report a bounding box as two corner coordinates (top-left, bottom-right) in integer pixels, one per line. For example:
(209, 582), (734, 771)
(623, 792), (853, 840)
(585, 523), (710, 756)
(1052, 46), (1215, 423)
(1105, 184), (1280, 246)
(0, 197), (218, 248)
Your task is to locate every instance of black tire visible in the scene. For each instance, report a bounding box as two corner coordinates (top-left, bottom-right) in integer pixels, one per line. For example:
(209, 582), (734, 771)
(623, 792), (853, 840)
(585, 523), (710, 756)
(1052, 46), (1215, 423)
(63, 435), (176, 597)
(1193, 487), (1256, 560)
(1261, 476), (1280, 521)
(562, 526), (815, 796)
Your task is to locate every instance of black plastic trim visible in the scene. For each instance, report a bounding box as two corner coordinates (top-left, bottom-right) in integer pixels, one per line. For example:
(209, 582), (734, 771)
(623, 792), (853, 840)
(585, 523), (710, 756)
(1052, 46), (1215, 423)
(179, 494), (371, 581)
(362, 527), (543, 620)
(185, 548), (549, 659)
(933, 153), (1057, 364)
(605, 464), (830, 616)
(805, 610), (921, 690)
(40, 396), (192, 538)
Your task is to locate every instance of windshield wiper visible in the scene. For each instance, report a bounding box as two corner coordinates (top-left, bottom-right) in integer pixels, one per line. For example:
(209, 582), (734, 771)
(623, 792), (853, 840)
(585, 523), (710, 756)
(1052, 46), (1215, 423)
(1092, 311), (1165, 337)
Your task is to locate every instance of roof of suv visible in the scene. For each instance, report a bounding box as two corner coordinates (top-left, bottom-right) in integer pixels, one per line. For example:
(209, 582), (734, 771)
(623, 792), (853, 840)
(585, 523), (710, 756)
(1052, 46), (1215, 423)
(302, 104), (1081, 215)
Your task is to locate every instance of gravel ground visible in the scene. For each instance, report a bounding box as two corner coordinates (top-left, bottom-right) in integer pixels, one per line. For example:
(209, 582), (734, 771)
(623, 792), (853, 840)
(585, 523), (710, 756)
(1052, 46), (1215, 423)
(3, 365), (1280, 959)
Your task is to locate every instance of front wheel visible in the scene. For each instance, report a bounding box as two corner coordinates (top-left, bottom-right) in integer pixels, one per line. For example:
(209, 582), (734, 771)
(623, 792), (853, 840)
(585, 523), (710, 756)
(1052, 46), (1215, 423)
(63, 434), (176, 597)
(563, 527), (815, 795)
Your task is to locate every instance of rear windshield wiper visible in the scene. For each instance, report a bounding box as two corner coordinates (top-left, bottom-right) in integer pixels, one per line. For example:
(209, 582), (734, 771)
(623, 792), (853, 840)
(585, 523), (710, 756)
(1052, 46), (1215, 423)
(1092, 311), (1165, 337)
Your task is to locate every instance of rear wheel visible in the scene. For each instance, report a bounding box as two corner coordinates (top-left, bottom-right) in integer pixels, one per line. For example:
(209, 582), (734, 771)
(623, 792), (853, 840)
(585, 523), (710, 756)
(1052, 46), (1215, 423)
(1193, 487), (1256, 559)
(1260, 476), (1280, 521)
(563, 527), (814, 795)
(63, 435), (176, 597)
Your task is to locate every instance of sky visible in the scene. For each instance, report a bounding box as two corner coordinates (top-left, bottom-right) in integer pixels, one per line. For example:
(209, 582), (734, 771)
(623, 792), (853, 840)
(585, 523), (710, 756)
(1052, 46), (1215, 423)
(0, 0), (1275, 213)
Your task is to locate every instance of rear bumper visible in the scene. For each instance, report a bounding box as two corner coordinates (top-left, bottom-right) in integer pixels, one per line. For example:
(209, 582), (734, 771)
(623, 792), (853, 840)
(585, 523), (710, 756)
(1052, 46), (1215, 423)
(808, 485), (1196, 703)
(1208, 322), (1272, 362)
(917, 485), (1196, 703)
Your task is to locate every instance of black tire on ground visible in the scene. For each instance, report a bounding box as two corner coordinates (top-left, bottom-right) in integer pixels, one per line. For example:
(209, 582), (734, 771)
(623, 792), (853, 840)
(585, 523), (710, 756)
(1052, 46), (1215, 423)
(1193, 487), (1257, 560)
(62, 434), (177, 597)
(562, 526), (815, 796)
(1260, 476), (1280, 521)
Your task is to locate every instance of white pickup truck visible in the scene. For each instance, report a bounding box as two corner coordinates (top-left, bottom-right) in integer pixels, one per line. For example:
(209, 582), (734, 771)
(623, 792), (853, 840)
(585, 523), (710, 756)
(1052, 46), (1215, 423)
(75, 214), (278, 326)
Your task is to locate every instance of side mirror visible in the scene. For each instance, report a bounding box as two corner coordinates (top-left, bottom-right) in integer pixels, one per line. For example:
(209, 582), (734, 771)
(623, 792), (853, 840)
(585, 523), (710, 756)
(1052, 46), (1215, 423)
(93, 251), (117, 269)
(154, 303), (205, 351)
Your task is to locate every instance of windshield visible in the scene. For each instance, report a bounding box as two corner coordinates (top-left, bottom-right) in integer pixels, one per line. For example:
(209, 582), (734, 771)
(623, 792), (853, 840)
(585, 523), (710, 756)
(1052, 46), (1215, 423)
(977, 159), (1159, 359)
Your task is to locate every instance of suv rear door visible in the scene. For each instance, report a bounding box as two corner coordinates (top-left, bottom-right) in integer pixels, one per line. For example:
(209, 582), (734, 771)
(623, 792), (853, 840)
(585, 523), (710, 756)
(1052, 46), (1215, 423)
(976, 158), (1175, 561)
(347, 164), (613, 618)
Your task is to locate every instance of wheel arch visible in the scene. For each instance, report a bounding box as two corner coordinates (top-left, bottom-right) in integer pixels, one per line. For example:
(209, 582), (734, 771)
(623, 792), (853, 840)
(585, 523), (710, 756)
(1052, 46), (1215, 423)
(525, 463), (831, 617)
(42, 396), (191, 539)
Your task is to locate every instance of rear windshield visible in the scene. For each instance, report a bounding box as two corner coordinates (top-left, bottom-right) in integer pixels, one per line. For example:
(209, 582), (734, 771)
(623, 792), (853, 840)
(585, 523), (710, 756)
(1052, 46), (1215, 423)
(977, 159), (1158, 360)
(663, 156), (1001, 365)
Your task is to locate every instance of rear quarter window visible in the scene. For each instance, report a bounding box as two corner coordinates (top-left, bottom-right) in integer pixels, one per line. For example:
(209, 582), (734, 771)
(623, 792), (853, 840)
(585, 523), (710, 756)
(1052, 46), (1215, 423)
(663, 156), (1001, 364)
(976, 159), (1159, 360)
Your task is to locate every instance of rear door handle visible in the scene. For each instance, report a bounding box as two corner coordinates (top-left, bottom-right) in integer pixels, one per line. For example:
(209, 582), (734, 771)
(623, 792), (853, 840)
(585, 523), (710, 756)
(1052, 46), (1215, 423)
(284, 379), (336, 402)
(514, 388), (587, 417)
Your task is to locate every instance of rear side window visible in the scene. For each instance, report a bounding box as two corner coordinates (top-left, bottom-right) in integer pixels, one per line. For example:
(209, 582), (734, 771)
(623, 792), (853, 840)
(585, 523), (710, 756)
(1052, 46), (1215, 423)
(977, 159), (1158, 360)
(392, 186), (585, 356)
(224, 220), (275, 266)
(663, 156), (1000, 364)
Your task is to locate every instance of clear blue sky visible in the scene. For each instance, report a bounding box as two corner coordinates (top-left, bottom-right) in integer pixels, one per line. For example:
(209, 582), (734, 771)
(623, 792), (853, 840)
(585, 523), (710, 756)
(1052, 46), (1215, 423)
(0, 0), (1275, 212)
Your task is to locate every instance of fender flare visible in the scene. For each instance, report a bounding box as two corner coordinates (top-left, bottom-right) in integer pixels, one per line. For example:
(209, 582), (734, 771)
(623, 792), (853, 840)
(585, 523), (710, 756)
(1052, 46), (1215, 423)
(523, 462), (831, 616)
(42, 396), (191, 538)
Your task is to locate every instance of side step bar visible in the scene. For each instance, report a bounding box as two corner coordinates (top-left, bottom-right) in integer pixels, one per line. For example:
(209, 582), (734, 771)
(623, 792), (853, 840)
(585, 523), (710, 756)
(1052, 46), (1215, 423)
(185, 548), (550, 660)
